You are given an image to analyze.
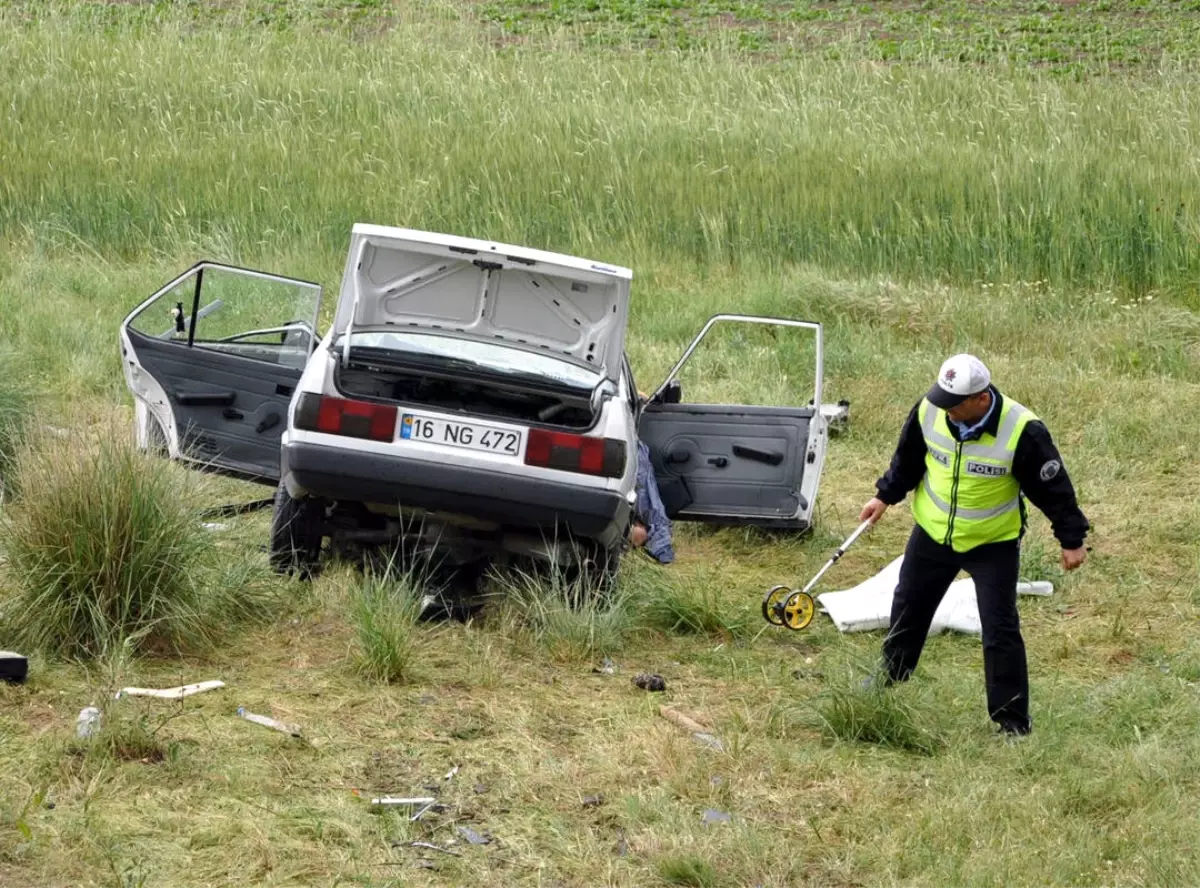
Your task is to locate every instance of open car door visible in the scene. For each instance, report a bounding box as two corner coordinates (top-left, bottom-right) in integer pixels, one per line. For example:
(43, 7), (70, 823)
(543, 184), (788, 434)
(637, 314), (829, 532)
(119, 262), (322, 484)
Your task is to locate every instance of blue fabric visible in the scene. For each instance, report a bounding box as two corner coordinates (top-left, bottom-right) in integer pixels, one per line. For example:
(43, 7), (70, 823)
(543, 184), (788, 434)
(635, 441), (675, 564)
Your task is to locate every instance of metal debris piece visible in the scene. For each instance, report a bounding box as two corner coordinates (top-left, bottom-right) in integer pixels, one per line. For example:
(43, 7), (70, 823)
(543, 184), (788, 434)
(457, 826), (492, 845)
(443, 764), (460, 782)
(592, 657), (616, 675)
(701, 809), (732, 826)
(368, 796), (436, 808)
(409, 841), (461, 857)
(632, 673), (666, 692)
(660, 706), (723, 751)
(693, 732), (725, 752)
(236, 707), (301, 737)
(116, 680), (225, 701)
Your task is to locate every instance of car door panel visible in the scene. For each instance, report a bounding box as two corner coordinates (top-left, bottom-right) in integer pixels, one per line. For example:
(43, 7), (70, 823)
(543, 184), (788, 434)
(125, 329), (301, 482)
(636, 313), (827, 531)
(120, 262), (322, 484)
(638, 403), (813, 524)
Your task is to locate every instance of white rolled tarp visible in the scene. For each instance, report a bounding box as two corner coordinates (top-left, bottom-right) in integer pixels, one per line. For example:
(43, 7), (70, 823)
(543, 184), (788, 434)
(815, 556), (1053, 636)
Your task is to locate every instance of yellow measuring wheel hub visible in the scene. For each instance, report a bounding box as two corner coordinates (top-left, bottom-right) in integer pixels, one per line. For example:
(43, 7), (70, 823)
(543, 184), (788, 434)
(762, 584), (791, 626)
(782, 590), (815, 631)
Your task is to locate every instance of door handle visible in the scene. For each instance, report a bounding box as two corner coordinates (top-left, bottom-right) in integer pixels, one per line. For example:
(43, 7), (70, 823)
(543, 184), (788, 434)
(732, 444), (784, 466)
(707, 456), (728, 468)
(177, 391), (236, 407)
(255, 413), (281, 434)
(222, 408), (244, 421)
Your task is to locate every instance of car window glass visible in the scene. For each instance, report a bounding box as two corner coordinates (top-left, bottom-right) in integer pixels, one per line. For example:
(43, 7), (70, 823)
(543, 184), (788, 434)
(665, 321), (819, 408)
(128, 278), (194, 339)
(348, 330), (603, 389)
(128, 266), (320, 367)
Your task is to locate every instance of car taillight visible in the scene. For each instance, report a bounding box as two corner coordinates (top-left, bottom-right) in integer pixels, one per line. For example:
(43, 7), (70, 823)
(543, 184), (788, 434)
(294, 393), (397, 443)
(524, 428), (625, 478)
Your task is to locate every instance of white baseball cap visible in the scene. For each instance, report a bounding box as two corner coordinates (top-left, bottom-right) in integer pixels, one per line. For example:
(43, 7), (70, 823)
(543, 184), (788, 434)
(926, 354), (991, 408)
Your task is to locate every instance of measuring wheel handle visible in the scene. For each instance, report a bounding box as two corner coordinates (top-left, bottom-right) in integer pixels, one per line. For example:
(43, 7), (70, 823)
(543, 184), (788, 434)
(762, 585), (791, 626)
(782, 590), (815, 631)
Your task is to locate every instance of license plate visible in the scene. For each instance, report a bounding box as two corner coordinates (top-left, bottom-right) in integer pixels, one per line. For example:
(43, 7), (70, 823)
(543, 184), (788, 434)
(399, 413), (524, 457)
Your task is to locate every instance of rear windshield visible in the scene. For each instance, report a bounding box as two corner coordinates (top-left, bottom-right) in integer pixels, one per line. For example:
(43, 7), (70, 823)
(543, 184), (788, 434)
(344, 330), (602, 389)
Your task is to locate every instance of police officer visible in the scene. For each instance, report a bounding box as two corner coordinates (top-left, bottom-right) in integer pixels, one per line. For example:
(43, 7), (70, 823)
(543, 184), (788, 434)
(859, 354), (1090, 736)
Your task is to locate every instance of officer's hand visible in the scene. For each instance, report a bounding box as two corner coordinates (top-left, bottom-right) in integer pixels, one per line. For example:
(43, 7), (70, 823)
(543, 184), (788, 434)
(859, 497), (889, 525)
(1061, 547), (1087, 571)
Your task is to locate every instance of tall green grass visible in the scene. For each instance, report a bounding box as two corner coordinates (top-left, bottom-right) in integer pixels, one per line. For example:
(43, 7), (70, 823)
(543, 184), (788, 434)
(0, 428), (279, 659)
(348, 564), (428, 684)
(0, 347), (34, 499)
(1, 9), (1199, 303)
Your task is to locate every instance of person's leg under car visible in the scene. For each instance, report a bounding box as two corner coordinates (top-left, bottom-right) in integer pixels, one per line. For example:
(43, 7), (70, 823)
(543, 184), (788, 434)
(962, 538), (1029, 734)
(882, 526), (961, 684)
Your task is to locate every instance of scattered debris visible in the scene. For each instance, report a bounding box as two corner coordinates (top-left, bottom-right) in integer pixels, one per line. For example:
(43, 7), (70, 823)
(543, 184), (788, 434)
(592, 657), (617, 675)
(443, 764), (460, 783)
(473, 783), (489, 795)
(417, 694), (437, 705)
(236, 707), (302, 737)
(659, 706), (709, 732)
(692, 732), (725, 752)
(582, 794), (605, 808)
(0, 651), (28, 684)
(659, 705), (724, 751)
(75, 706), (101, 739)
(457, 826), (492, 845)
(407, 841), (461, 857)
(115, 680), (225, 701)
(701, 808), (732, 826)
(201, 522), (230, 532)
(364, 795), (436, 809)
(413, 859), (437, 870)
(633, 673), (666, 692)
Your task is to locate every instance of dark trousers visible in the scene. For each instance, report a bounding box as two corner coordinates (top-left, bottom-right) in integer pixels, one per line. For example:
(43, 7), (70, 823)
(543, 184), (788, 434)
(882, 525), (1030, 731)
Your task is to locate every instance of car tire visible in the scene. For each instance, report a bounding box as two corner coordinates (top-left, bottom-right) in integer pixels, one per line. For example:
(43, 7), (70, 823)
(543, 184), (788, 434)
(269, 481), (324, 578)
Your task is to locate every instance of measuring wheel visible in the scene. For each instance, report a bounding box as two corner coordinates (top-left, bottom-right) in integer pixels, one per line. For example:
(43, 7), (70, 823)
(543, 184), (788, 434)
(762, 585), (791, 626)
(781, 590), (816, 631)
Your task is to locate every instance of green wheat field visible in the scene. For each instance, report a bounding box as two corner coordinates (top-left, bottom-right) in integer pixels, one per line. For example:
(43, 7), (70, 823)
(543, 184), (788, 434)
(1, 2), (1198, 886)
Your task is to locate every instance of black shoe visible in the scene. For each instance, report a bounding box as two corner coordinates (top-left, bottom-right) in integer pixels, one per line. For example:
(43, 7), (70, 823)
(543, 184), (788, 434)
(997, 719), (1032, 738)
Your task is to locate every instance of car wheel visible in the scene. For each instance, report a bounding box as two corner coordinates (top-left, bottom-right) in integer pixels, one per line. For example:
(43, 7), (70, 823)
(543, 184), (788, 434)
(268, 481), (324, 578)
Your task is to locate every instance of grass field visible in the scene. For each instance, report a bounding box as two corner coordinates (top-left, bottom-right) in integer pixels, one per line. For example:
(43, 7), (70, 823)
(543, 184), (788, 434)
(1, 2), (1199, 886)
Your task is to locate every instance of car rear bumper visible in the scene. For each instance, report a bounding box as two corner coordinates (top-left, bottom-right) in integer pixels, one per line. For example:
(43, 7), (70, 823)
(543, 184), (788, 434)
(281, 441), (631, 547)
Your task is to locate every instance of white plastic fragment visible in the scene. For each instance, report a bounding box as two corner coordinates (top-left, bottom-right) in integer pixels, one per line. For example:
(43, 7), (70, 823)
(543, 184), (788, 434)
(75, 706), (102, 739)
(115, 680), (225, 700)
(369, 796), (436, 808)
(236, 706), (302, 737)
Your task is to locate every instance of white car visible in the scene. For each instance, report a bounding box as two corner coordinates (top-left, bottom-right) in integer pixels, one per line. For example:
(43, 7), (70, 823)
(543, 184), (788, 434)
(119, 224), (843, 588)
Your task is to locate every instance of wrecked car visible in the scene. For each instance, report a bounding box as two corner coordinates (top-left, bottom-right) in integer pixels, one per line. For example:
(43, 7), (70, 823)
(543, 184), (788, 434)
(119, 224), (844, 589)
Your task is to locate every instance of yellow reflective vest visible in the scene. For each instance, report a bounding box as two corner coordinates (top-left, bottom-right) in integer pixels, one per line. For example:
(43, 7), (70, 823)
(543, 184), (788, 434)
(911, 396), (1037, 553)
